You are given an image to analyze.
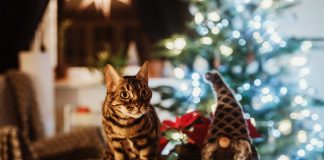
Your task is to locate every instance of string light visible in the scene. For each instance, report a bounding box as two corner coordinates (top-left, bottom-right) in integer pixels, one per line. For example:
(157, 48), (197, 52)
(272, 129), (281, 137)
(243, 113), (251, 119)
(278, 119), (292, 135)
(297, 149), (305, 157)
(301, 109), (310, 117)
(239, 39), (247, 46)
(192, 87), (201, 97)
(293, 95), (305, 105)
(211, 27), (220, 34)
(310, 138), (318, 145)
(207, 11), (221, 22)
(165, 41), (174, 50)
(197, 26), (209, 35)
(301, 41), (312, 53)
(201, 37), (213, 45)
(194, 12), (204, 24)
(232, 30), (241, 38)
(314, 124), (322, 132)
(174, 38), (187, 50)
(242, 83), (251, 90)
(253, 32), (261, 39)
(277, 155), (290, 160)
(236, 5), (244, 12)
(254, 15), (262, 21)
(180, 83), (188, 91)
(207, 21), (215, 28)
(297, 130), (307, 143)
(270, 33), (282, 43)
(268, 120), (274, 127)
(216, 23), (223, 29)
(280, 87), (288, 95)
(192, 81), (200, 87)
(254, 79), (262, 86)
(290, 56), (307, 66)
(311, 113), (319, 120)
(267, 27), (275, 34)
(173, 67), (185, 79)
(260, 0), (273, 9)
(191, 73), (200, 80)
(235, 94), (243, 101)
(289, 112), (298, 120)
(220, 45), (233, 56)
(261, 94), (274, 103)
(259, 41), (273, 53)
(299, 79), (308, 89)
(249, 20), (261, 29)
(299, 67), (310, 77)
(193, 97), (201, 103)
(221, 19), (229, 27)
(306, 144), (314, 151)
(262, 87), (270, 94)
(316, 141), (324, 148)
(279, 41), (287, 47)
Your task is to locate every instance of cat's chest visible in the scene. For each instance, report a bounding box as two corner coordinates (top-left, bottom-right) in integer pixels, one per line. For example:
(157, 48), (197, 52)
(103, 116), (148, 138)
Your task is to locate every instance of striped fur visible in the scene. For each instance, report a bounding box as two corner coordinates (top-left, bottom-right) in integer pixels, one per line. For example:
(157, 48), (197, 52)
(102, 62), (160, 160)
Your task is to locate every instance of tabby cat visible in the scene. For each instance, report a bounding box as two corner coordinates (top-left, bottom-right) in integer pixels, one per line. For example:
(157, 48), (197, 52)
(102, 61), (160, 160)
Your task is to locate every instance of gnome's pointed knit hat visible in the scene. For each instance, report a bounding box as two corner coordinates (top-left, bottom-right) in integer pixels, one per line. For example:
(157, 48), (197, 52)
(205, 71), (250, 141)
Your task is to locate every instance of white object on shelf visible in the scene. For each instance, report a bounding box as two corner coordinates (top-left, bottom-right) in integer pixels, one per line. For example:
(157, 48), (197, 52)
(63, 105), (101, 132)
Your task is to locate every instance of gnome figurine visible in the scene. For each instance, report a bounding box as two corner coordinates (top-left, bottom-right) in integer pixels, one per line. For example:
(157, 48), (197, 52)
(202, 70), (259, 160)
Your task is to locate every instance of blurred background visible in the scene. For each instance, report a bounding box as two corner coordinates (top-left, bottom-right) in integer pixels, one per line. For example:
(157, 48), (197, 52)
(0, 0), (324, 159)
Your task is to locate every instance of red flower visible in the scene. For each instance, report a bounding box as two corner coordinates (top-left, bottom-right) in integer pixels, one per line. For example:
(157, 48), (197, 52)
(161, 111), (201, 131)
(160, 111), (210, 150)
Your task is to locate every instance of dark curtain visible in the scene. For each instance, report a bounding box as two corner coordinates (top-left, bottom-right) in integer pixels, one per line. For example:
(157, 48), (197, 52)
(134, 0), (190, 42)
(0, 0), (49, 73)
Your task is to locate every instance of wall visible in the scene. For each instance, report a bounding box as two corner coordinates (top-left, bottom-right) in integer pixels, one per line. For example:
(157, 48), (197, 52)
(281, 0), (324, 99)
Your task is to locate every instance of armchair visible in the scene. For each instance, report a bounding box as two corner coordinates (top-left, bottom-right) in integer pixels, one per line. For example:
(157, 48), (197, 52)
(0, 71), (106, 160)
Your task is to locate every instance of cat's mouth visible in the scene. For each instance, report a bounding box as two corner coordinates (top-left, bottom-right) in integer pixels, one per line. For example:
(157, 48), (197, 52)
(119, 105), (146, 118)
(130, 112), (144, 118)
(122, 110), (144, 118)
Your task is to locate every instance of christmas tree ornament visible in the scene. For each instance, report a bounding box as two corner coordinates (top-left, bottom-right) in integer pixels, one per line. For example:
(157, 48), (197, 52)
(202, 70), (259, 160)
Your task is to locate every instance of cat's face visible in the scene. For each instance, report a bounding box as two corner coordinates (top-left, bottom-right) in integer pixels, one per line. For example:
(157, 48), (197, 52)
(105, 62), (152, 118)
(114, 77), (152, 118)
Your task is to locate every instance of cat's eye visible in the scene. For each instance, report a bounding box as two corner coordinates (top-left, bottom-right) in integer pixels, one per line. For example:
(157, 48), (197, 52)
(141, 89), (149, 97)
(120, 91), (129, 99)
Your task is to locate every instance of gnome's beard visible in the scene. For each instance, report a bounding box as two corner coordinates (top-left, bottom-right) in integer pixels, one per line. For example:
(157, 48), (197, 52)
(203, 139), (252, 160)
(232, 140), (252, 160)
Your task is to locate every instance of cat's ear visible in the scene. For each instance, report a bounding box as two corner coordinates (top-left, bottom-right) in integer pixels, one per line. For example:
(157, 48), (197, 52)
(136, 61), (149, 84)
(105, 64), (121, 88)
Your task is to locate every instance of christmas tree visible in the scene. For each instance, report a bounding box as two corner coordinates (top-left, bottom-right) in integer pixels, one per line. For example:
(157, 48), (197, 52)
(154, 0), (324, 159)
